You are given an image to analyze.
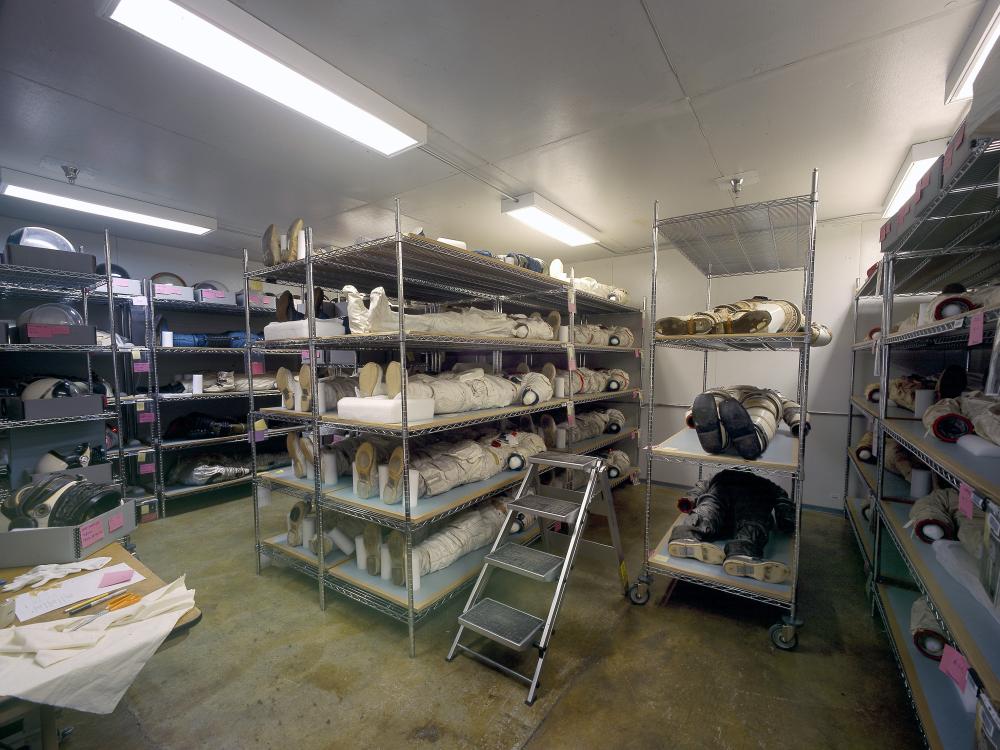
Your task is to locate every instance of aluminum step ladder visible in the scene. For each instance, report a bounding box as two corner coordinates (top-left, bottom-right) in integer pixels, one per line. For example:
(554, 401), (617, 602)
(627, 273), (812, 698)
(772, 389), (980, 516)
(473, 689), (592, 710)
(446, 451), (628, 705)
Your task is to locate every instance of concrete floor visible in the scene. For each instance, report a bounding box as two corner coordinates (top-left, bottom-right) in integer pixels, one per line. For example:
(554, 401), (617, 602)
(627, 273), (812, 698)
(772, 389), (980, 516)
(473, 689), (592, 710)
(61, 484), (921, 750)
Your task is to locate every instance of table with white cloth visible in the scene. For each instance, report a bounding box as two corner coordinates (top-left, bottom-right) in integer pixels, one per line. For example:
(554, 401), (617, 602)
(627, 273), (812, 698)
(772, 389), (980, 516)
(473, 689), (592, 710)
(0, 542), (201, 749)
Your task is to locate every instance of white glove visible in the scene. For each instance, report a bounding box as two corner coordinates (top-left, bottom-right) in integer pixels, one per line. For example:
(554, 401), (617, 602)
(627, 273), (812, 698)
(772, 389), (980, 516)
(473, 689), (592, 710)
(2, 556), (112, 592)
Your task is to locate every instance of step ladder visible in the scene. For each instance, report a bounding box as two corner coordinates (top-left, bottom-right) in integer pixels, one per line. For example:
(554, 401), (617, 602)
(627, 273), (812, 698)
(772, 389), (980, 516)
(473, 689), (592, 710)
(446, 451), (628, 705)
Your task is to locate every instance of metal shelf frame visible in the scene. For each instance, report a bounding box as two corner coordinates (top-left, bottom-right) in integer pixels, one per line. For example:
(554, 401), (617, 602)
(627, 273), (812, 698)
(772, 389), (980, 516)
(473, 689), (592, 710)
(635, 170), (820, 648)
(242, 201), (644, 657)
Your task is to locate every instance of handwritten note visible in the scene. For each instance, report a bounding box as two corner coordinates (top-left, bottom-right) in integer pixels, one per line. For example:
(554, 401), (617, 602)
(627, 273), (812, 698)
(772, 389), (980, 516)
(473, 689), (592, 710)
(79, 518), (105, 549)
(940, 644), (970, 692)
(14, 563), (145, 621)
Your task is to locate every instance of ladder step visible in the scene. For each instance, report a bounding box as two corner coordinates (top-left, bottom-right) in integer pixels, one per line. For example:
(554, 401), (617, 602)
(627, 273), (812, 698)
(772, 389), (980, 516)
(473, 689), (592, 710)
(487, 543), (564, 582)
(508, 493), (580, 523)
(458, 598), (544, 651)
(528, 451), (603, 471)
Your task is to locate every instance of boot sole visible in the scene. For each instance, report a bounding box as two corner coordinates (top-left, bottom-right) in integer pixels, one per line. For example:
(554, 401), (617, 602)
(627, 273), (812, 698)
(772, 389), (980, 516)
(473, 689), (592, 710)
(262, 224), (279, 266)
(657, 317), (713, 336)
(276, 291), (295, 323)
(668, 539), (726, 565)
(729, 310), (771, 334)
(287, 434), (307, 478)
(363, 523), (381, 576)
(287, 501), (306, 547)
(691, 393), (725, 453)
(285, 218), (304, 263)
(358, 362), (383, 397)
(300, 437), (321, 483)
(384, 361), (402, 399)
(299, 364), (312, 412)
(541, 362), (557, 386)
(388, 530), (406, 586)
(540, 416), (558, 450)
(276, 367), (294, 409)
(723, 556), (789, 583)
(718, 398), (763, 460)
(384, 447), (405, 504)
(355, 442), (377, 499)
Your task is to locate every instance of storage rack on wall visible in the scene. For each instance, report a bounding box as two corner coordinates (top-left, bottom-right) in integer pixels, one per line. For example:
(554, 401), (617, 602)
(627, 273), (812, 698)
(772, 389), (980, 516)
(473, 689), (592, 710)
(629, 171), (819, 651)
(142, 292), (301, 519)
(242, 203), (643, 656)
(0, 231), (132, 518)
(842, 128), (1000, 748)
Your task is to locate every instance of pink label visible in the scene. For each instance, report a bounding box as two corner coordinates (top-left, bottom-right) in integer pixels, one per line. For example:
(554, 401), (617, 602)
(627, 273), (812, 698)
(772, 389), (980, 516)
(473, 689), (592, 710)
(140, 462), (155, 475)
(139, 411), (154, 423)
(568, 302), (577, 314)
(134, 362), (150, 373)
(251, 361), (265, 375)
(112, 279), (131, 289)
(940, 645), (969, 692)
(566, 413), (575, 426)
(635, 349), (641, 358)
(969, 312), (984, 346)
(959, 483), (975, 519)
(26, 324), (70, 338)
(79, 518), (105, 548)
(155, 284), (181, 295)
(99, 569), (133, 587)
(567, 360), (576, 371)
(301, 350), (310, 360)
(202, 289), (225, 299)
(253, 429), (268, 442)
(107, 510), (125, 533)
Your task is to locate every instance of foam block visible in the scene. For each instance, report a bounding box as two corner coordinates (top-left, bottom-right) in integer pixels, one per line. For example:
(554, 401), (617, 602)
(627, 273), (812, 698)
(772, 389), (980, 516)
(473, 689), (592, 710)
(336, 396), (435, 424)
(263, 319), (345, 341)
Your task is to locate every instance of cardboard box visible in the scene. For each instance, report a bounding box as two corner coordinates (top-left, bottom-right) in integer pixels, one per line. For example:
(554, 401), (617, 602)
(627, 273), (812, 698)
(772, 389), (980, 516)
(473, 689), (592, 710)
(0, 394), (106, 421)
(237, 291), (276, 310)
(153, 283), (195, 302)
(17, 323), (97, 346)
(0, 499), (136, 567)
(195, 289), (237, 306)
(3, 244), (97, 274)
(96, 277), (144, 297)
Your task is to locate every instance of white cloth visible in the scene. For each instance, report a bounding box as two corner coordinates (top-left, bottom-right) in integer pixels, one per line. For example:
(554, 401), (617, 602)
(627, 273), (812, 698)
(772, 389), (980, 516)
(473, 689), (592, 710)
(367, 287), (514, 336)
(3, 557), (111, 593)
(0, 577), (195, 713)
(572, 276), (630, 304)
(405, 369), (520, 414)
(411, 431), (546, 497)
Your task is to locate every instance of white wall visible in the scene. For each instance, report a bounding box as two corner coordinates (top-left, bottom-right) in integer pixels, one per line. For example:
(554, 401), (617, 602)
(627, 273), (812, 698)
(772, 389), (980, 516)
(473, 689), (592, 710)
(571, 217), (883, 510)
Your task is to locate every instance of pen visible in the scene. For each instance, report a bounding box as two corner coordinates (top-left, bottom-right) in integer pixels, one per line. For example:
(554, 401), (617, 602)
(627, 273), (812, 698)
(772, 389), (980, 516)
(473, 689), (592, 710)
(65, 590), (126, 615)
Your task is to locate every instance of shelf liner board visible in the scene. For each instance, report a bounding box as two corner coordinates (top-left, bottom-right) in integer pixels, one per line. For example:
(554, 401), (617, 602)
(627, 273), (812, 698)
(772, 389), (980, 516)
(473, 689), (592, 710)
(162, 477), (250, 498)
(262, 532), (349, 572)
(885, 304), (1000, 346)
(885, 418), (1000, 501)
(654, 332), (806, 351)
(649, 514), (794, 603)
(876, 583), (974, 750)
(848, 451), (913, 501)
(845, 495), (875, 564)
(651, 426), (799, 473)
(850, 394), (920, 422)
(263, 331), (566, 350)
(327, 524), (540, 612)
(883, 500), (1000, 699)
(263, 467), (347, 496)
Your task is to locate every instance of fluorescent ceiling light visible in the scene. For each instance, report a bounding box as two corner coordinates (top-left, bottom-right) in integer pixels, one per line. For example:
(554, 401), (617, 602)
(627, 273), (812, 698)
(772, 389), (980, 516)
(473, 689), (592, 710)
(947, 0), (1000, 103)
(0, 169), (217, 235)
(882, 139), (948, 219)
(106, 0), (426, 156)
(501, 193), (598, 246)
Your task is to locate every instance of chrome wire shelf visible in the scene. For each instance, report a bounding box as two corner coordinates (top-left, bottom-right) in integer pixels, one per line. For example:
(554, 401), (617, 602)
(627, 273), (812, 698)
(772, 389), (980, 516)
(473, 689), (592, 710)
(883, 307), (999, 348)
(654, 332), (807, 352)
(158, 390), (281, 402)
(0, 264), (105, 290)
(0, 343), (116, 353)
(155, 346), (248, 355)
(858, 243), (1000, 298)
(152, 298), (274, 315)
(0, 412), (116, 429)
(258, 332), (640, 355)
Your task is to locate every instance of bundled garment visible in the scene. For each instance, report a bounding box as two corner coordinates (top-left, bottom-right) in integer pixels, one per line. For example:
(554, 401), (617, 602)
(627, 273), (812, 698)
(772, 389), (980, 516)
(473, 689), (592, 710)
(405, 367), (551, 414)
(603, 449), (631, 478)
(163, 413), (245, 441)
(854, 431), (875, 463)
(560, 408), (626, 443)
(908, 488), (985, 555)
(573, 323), (636, 347)
(656, 296), (831, 346)
(572, 276), (630, 304)
(686, 385), (807, 460)
(557, 366), (630, 394)
(868, 367), (967, 411)
(910, 597), (949, 661)
(923, 391), (1000, 445)
(167, 452), (285, 486)
(170, 331), (261, 348)
(884, 439), (919, 481)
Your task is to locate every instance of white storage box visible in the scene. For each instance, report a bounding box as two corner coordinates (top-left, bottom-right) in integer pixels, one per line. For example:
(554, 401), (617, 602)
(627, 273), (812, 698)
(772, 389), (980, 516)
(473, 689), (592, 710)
(263, 319), (345, 341)
(337, 396), (435, 424)
(153, 283), (195, 302)
(195, 289), (238, 306)
(237, 291), (277, 310)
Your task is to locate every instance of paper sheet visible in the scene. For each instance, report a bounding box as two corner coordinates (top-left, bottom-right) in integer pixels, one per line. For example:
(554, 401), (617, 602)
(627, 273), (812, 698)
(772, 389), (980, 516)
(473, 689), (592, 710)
(14, 563), (146, 622)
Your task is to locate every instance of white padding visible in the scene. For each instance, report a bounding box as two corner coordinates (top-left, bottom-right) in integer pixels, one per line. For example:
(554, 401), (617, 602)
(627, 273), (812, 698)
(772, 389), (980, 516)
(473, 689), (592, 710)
(330, 527), (355, 555)
(958, 434), (1000, 457)
(336, 396), (435, 424)
(263, 319), (345, 341)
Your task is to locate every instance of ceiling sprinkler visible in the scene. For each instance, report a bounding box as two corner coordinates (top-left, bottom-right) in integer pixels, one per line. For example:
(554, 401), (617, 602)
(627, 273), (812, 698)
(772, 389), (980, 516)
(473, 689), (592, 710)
(730, 177), (743, 195)
(61, 165), (79, 185)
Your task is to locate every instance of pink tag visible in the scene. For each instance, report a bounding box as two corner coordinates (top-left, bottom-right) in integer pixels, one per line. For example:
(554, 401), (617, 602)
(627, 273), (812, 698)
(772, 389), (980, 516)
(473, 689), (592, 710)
(79, 518), (105, 548)
(566, 413), (575, 426)
(567, 360), (576, 371)
(107, 510), (125, 533)
(133, 362), (150, 373)
(112, 279), (131, 290)
(251, 361), (265, 375)
(301, 350), (310, 361)
(155, 284), (180, 295)
(253, 429), (268, 442)
(969, 312), (984, 346)
(140, 462), (155, 475)
(567, 302), (577, 314)
(203, 289), (225, 299)
(959, 482), (975, 519)
(635, 349), (641, 358)
(26, 324), (70, 338)
(139, 411), (154, 423)
(940, 645), (969, 692)
(99, 569), (133, 588)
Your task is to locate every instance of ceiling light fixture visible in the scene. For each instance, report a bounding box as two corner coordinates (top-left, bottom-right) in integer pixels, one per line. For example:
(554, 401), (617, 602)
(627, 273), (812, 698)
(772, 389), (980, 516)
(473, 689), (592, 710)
(104, 0), (426, 157)
(946, 0), (1000, 103)
(500, 193), (598, 246)
(0, 169), (217, 235)
(882, 139), (949, 219)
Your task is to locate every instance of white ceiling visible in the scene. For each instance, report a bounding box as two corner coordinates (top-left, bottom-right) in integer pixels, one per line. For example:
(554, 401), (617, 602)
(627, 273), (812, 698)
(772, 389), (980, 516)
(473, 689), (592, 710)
(0, 0), (982, 263)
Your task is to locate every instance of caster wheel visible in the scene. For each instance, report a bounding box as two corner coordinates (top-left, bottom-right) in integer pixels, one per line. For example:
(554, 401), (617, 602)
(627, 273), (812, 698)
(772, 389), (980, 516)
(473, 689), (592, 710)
(770, 623), (798, 651)
(628, 582), (650, 605)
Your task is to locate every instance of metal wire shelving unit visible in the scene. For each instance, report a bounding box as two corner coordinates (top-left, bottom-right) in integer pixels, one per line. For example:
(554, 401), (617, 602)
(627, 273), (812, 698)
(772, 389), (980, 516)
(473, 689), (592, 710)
(241, 201), (644, 656)
(628, 171), (819, 651)
(841, 128), (1000, 748)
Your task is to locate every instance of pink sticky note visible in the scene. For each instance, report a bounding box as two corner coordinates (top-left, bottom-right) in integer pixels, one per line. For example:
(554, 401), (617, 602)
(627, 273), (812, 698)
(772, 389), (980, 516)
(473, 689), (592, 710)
(940, 645), (970, 692)
(567, 302), (577, 314)
(79, 518), (104, 548)
(107, 510), (125, 533)
(99, 569), (133, 588)
(969, 311), (985, 346)
(959, 483), (975, 519)
(253, 429), (268, 443)
(140, 462), (155, 475)
(251, 361), (265, 375)
(133, 361), (150, 373)
(139, 411), (154, 424)
(635, 349), (641, 358)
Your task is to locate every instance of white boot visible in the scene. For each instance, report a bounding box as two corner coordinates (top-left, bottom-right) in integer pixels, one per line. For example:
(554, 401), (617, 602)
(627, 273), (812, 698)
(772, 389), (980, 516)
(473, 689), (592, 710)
(342, 285), (370, 334)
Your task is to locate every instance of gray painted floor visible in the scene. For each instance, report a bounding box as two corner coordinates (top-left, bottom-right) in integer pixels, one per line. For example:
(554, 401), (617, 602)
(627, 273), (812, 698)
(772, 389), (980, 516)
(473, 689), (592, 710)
(61, 484), (921, 749)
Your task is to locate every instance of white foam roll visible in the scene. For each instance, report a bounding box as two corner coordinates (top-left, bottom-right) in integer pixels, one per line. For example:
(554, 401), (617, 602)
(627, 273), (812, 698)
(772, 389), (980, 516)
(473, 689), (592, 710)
(913, 389), (935, 419)
(257, 483), (272, 508)
(352, 462), (359, 495)
(316, 386), (327, 413)
(192, 373), (204, 394)
(330, 527), (355, 555)
(321, 451), (337, 485)
(300, 514), (316, 547)
(378, 463), (390, 500)
(293, 381), (303, 412)
(354, 534), (366, 569)
(297, 229), (307, 260)
(380, 544), (392, 581)
(554, 376), (567, 398)
(280, 233), (288, 251)
(958, 434), (1000, 457)
(406, 470), (419, 509)
(556, 427), (567, 450)
(407, 555), (421, 592)
(910, 469), (932, 499)
(559, 325), (570, 343)
(161, 330), (174, 347)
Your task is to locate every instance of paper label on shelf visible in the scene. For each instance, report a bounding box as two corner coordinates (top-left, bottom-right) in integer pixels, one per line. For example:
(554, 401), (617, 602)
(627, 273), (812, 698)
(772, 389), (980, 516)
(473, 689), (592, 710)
(154, 284), (181, 295)
(568, 302), (577, 314)
(79, 518), (104, 549)
(135, 402), (144, 412)
(134, 362), (150, 373)
(131, 349), (142, 360)
(253, 429), (268, 443)
(201, 289), (225, 299)
(959, 482), (975, 518)
(131, 295), (147, 307)
(251, 361), (265, 375)
(139, 450), (150, 462)
(940, 645), (970, 691)
(982, 697), (1000, 738)
(107, 510), (125, 533)
(26, 324), (69, 338)
(635, 348), (641, 358)
(567, 360), (576, 371)
(139, 411), (154, 424)
(301, 349), (310, 362)
(139, 462), (155, 475)
(969, 312), (985, 346)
